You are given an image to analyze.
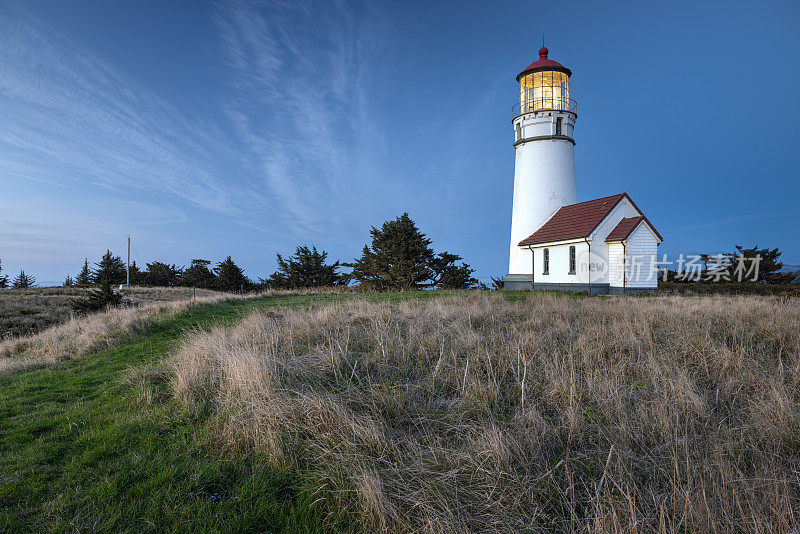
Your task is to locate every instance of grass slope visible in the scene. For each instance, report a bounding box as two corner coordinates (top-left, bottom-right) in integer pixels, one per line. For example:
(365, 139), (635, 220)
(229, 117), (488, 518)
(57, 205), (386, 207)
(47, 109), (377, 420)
(0, 291), (460, 532)
(170, 292), (800, 532)
(0, 287), (225, 340)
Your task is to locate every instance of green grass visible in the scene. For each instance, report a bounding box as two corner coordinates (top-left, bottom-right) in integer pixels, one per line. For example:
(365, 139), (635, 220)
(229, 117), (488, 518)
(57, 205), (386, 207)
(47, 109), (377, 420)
(0, 291), (466, 533)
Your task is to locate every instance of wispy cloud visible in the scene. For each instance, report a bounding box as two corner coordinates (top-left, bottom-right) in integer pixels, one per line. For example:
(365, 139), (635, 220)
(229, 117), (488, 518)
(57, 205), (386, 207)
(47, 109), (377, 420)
(0, 198), (186, 263)
(0, 9), (266, 218)
(213, 0), (389, 235)
(0, 1), (392, 279)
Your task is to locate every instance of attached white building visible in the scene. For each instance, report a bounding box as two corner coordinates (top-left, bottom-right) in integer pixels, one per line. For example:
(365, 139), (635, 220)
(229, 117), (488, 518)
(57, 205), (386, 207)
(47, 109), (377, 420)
(506, 193), (662, 294)
(504, 46), (662, 294)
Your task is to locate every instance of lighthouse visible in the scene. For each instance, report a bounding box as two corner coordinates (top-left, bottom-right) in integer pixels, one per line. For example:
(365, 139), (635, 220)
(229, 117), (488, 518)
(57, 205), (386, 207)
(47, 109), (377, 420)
(504, 46), (663, 294)
(507, 46), (577, 276)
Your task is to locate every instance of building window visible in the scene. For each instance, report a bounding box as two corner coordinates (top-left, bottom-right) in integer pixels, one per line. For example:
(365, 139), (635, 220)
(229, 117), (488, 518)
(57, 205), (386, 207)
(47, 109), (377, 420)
(543, 248), (549, 275)
(568, 245), (576, 274)
(515, 122), (521, 141)
(556, 117), (563, 136)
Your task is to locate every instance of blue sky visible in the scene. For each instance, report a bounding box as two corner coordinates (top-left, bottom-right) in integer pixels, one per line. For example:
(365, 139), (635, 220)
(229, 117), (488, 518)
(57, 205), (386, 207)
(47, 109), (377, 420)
(1, 0), (799, 284)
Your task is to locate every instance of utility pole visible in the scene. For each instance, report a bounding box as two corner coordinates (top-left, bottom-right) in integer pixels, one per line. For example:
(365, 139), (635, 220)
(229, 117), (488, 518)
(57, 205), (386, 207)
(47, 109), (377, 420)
(126, 235), (131, 287)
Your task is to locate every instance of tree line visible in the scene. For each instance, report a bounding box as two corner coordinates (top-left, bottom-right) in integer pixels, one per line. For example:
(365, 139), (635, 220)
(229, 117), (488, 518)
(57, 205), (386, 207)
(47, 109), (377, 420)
(662, 245), (797, 285)
(63, 254), (250, 292)
(264, 213), (480, 290)
(0, 260), (37, 289)
(55, 213), (480, 292)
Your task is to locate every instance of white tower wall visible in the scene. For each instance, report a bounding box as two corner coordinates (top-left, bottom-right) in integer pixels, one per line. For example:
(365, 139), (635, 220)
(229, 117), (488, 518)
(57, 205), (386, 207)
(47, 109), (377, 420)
(508, 110), (577, 275)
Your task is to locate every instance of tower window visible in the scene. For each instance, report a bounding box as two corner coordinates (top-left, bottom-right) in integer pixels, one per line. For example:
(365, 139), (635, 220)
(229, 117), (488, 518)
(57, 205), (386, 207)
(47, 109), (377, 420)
(515, 122), (521, 141)
(568, 246), (576, 274)
(556, 117), (563, 136)
(543, 248), (550, 275)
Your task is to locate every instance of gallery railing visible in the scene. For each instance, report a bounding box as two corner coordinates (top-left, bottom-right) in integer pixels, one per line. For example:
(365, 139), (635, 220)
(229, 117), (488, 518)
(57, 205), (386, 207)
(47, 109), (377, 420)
(512, 97), (577, 119)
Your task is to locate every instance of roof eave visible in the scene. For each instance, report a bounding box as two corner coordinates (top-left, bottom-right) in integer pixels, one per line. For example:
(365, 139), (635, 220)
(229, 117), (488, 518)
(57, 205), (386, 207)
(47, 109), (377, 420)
(516, 65), (572, 82)
(620, 194), (664, 242)
(518, 236), (588, 248)
(605, 219), (663, 244)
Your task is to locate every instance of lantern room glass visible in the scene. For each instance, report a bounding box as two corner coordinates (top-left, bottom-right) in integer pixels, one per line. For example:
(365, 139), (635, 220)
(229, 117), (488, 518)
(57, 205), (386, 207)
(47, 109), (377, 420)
(519, 70), (570, 113)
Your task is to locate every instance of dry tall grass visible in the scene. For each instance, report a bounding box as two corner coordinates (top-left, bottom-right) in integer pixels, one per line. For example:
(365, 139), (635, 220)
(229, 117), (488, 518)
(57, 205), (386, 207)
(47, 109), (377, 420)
(172, 292), (800, 533)
(0, 290), (231, 375)
(0, 286), (225, 340)
(0, 287), (354, 376)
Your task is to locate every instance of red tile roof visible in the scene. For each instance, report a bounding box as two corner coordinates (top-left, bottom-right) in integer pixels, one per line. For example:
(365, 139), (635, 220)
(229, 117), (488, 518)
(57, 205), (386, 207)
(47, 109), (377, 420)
(518, 193), (663, 246)
(519, 193), (627, 246)
(605, 216), (645, 242)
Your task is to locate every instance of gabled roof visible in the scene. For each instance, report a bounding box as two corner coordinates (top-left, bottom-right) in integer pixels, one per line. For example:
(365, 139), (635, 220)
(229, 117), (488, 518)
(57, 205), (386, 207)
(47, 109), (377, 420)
(605, 216), (645, 242)
(517, 192), (663, 247)
(518, 194), (626, 246)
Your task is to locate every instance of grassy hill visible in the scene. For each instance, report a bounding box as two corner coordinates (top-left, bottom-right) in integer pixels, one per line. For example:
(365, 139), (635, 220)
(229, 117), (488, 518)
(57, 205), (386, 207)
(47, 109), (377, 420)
(0, 291), (457, 532)
(0, 286), (225, 340)
(1, 291), (799, 532)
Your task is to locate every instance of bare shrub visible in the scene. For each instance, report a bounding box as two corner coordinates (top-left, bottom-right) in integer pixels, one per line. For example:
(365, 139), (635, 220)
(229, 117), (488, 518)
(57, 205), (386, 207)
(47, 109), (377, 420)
(170, 292), (800, 532)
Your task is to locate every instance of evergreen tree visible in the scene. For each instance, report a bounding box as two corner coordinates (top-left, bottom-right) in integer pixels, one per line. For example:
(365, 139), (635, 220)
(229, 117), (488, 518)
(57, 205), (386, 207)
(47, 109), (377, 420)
(76, 259), (92, 286)
(144, 261), (182, 286)
(659, 268), (684, 283)
(727, 245), (795, 284)
(429, 252), (480, 289)
(92, 250), (126, 285)
(182, 259), (216, 289)
(346, 213), (434, 291)
(0, 260), (8, 289)
(698, 254), (712, 280)
(128, 260), (144, 285)
(63, 274), (75, 287)
(262, 246), (342, 289)
(214, 256), (250, 292)
(71, 280), (123, 313)
(489, 276), (505, 291)
(12, 270), (36, 289)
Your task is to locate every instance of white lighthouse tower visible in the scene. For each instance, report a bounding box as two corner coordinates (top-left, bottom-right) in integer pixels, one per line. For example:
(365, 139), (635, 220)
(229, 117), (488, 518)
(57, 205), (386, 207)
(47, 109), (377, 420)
(507, 46), (577, 278)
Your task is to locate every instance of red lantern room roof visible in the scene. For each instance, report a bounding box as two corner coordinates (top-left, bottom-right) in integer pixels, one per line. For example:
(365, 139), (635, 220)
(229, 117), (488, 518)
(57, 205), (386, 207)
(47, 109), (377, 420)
(516, 46), (572, 81)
